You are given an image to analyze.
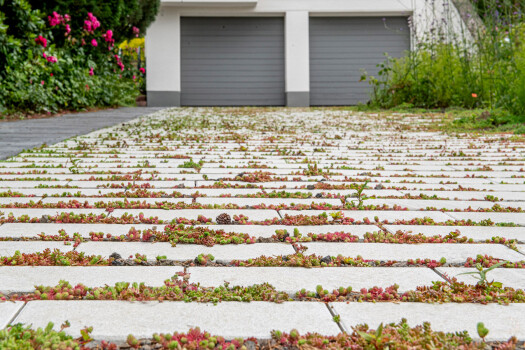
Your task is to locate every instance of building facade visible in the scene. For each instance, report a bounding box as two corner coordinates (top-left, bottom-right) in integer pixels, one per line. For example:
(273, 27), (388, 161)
(145, 0), (467, 107)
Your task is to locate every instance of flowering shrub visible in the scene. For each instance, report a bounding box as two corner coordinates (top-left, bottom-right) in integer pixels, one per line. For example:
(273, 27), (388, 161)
(0, 0), (148, 116)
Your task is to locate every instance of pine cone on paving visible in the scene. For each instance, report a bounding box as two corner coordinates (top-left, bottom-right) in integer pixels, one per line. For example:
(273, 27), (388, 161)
(216, 213), (232, 225)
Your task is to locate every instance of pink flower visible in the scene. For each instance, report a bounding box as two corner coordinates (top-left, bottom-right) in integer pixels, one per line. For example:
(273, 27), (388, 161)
(83, 13), (100, 32)
(35, 35), (47, 48)
(46, 55), (58, 63)
(133, 75), (136, 80)
(103, 29), (113, 42)
(41, 81), (45, 85)
(64, 14), (70, 22)
(48, 12), (63, 26)
(139, 67), (145, 74)
(91, 39), (98, 47)
(42, 52), (47, 58)
(65, 24), (71, 35)
(87, 13), (100, 30)
(133, 26), (140, 37)
(84, 20), (92, 32)
(89, 67), (94, 76)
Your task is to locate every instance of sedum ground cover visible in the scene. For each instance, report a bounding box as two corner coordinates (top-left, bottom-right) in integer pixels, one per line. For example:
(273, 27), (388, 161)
(1, 107), (525, 348)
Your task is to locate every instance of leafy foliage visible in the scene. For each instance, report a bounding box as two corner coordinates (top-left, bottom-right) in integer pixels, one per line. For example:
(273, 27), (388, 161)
(27, 0), (160, 44)
(365, 0), (525, 131)
(0, 0), (149, 116)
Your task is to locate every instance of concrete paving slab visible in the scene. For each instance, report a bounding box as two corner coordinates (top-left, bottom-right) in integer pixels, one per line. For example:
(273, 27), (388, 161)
(75, 242), (295, 261)
(0, 208), (107, 218)
(437, 267), (525, 288)
(14, 301), (339, 340)
(196, 197), (342, 207)
(0, 241), (74, 256)
(41, 197), (193, 205)
(187, 267), (442, 293)
(0, 197), (43, 205)
(333, 302), (525, 341)
(0, 223), (161, 238)
(0, 302), (24, 328)
(113, 209), (280, 222)
(0, 266), (184, 293)
(447, 212), (525, 225)
(280, 210), (453, 223)
(302, 243), (525, 263)
(194, 224), (381, 239)
(383, 225), (525, 241)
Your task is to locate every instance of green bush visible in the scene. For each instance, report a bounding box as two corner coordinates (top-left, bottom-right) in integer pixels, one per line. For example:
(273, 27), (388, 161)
(0, 0), (151, 116)
(365, 0), (525, 129)
(367, 45), (480, 109)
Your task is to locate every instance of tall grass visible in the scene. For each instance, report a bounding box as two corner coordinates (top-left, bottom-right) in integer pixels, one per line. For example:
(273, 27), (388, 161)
(366, 0), (525, 119)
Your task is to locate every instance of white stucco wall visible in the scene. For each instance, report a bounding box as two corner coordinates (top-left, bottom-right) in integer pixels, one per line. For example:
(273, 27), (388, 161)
(145, 7), (180, 93)
(285, 11), (309, 94)
(146, 0), (470, 105)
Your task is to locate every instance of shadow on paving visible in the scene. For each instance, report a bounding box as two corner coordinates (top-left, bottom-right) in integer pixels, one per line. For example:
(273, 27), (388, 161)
(0, 107), (163, 160)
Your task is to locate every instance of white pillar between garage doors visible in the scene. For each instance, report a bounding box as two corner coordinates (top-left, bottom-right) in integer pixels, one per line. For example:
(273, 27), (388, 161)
(285, 11), (310, 107)
(145, 8), (181, 107)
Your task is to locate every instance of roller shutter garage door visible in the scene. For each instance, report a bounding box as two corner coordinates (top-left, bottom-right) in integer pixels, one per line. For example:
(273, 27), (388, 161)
(181, 17), (285, 106)
(310, 17), (410, 106)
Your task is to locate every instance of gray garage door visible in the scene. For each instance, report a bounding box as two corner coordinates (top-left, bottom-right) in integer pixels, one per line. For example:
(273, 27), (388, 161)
(310, 17), (410, 106)
(181, 17), (285, 106)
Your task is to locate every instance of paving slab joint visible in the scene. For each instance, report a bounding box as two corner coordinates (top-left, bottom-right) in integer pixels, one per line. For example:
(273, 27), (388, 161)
(441, 211), (459, 221)
(326, 303), (347, 334)
(515, 246), (525, 257)
(7, 302), (27, 326)
(431, 267), (453, 283)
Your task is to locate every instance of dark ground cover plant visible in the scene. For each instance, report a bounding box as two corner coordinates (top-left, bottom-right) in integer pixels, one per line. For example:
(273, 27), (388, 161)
(363, 0), (525, 133)
(0, 249), (110, 266)
(3, 249), (524, 269)
(1, 276), (291, 303)
(0, 211), (518, 227)
(1, 275), (525, 305)
(0, 0), (155, 117)
(2, 321), (520, 349)
(299, 279), (525, 304)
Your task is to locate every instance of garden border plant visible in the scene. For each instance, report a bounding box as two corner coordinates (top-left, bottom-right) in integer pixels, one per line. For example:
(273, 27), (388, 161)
(0, 0), (153, 118)
(362, 0), (525, 134)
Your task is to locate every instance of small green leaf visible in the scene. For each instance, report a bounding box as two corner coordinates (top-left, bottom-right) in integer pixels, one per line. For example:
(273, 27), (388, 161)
(357, 331), (376, 342)
(477, 322), (489, 339)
